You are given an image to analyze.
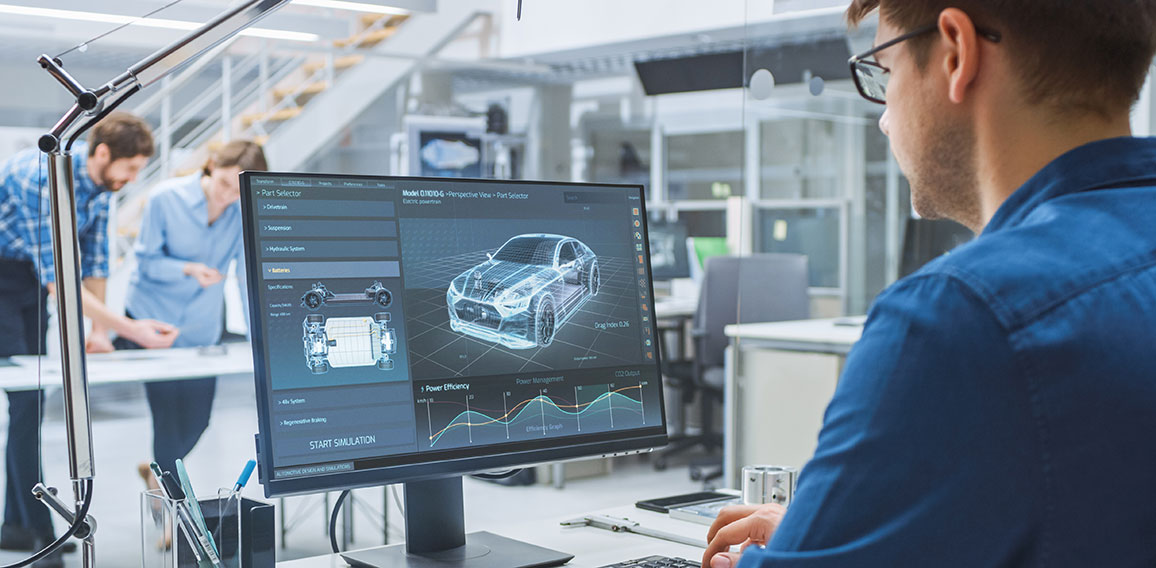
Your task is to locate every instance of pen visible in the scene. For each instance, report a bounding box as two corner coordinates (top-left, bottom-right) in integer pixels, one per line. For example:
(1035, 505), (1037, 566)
(160, 471), (223, 568)
(152, 467), (203, 564)
(233, 460), (256, 494)
(176, 459), (220, 566)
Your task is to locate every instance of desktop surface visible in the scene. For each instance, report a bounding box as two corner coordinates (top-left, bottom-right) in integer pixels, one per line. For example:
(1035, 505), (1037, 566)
(276, 503), (705, 568)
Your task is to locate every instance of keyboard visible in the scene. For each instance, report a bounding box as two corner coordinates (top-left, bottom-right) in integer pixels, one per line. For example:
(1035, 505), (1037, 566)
(598, 556), (701, 568)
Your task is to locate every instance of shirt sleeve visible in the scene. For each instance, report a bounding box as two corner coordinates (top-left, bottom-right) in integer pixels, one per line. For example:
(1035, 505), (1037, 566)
(133, 192), (188, 282)
(79, 193), (110, 280)
(739, 274), (1040, 567)
(7, 154), (60, 287)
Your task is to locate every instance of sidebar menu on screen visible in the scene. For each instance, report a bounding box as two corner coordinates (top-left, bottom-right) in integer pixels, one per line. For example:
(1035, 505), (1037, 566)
(249, 177), (419, 479)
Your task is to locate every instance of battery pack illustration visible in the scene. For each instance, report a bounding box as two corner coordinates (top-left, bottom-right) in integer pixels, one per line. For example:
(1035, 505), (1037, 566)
(303, 313), (397, 374)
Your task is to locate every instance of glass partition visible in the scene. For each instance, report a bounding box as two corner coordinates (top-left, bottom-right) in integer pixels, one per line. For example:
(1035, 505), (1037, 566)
(726, 1), (914, 488)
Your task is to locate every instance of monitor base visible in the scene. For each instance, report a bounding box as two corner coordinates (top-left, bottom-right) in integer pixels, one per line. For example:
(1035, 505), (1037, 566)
(340, 531), (573, 568)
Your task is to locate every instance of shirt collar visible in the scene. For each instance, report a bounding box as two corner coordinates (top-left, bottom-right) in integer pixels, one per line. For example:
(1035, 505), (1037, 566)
(177, 174), (242, 226)
(984, 136), (1156, 234)
(175, 174), (208, 209)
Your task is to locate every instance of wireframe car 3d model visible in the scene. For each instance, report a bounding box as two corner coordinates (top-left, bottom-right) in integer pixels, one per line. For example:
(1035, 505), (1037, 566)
(303, 312), (397, 374)
(447, 234), (600, 349)
(301, 281), (392, 311)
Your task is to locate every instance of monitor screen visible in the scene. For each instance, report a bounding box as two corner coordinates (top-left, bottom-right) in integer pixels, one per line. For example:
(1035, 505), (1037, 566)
(240, 173), (667, 496)
(899, 217), (974, 278)
(647, 219), (689, 281)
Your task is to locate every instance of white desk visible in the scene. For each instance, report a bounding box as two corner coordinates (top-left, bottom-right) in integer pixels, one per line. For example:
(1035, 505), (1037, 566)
(0, 343), (254, 391)
(653, 297), (697, 320)
(277, 504), (706, 567)
(725, 317), (864, 355)
(722, 318), (864, 488)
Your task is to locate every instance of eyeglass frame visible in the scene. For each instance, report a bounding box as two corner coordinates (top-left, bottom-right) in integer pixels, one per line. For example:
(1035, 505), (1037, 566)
(848, 22), (1003, 105)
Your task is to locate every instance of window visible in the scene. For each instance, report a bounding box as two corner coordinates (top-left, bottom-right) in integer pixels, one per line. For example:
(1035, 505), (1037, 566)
(758, 207), (841, 288)
(558, 242), (578, 265)
(666, 131), (744, 201)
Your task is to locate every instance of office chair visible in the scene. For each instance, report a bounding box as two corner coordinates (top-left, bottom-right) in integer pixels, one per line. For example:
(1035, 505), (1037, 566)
(654, 254), (811, 484)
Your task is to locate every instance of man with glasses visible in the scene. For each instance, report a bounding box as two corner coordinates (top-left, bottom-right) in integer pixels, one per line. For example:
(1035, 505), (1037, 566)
(704, 1), (1156, 567)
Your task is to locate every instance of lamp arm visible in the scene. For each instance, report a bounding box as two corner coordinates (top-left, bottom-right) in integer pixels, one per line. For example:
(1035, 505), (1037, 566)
(33, 2), (294, 567)
(39, 0), (292, 153)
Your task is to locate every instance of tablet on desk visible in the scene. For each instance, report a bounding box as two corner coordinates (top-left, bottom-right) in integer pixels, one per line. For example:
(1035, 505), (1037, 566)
(636, 491), (734, 514)
(833, 315), (867, 327)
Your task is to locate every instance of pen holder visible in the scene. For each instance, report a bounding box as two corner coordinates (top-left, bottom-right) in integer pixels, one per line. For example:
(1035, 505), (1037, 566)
(141, 489), (275, 568)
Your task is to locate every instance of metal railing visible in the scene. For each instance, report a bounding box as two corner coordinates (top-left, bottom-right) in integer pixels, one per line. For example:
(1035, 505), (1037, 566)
(110, 15), (413, 261)
(111, 46), (307, 260)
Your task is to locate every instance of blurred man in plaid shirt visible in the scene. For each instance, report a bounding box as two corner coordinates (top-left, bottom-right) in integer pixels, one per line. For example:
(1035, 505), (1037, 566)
(0, 112), (177, 565)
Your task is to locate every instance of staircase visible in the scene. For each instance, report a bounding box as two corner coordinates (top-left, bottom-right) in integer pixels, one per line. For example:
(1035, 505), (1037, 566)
(262, 0), (483, 173)
(114, 1), (486, 260)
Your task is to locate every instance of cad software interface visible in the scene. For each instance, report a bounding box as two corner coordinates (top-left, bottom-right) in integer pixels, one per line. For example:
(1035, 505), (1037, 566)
(243, 174), (664, 481)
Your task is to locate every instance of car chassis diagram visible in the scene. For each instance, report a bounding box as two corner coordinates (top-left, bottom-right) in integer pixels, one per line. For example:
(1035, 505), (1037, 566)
(302, 281), (393, 311)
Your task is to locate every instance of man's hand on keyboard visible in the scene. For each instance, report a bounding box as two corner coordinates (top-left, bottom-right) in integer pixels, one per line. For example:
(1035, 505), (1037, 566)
(702, 503), (786, 568)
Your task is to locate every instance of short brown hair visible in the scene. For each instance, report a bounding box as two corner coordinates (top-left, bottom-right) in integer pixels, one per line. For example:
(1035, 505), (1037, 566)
(846, 1), (1156, 116)
(203, 140), (268, 176)
(87, 112), (154, 161)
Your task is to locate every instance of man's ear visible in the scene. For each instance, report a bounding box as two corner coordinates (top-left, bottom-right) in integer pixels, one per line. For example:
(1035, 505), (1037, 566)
(938, 8), (982, 105)
(91, 142), (110, 163)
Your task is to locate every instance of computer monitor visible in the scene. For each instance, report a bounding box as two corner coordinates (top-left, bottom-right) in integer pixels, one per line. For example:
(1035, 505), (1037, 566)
(239, 173), (666, 567)
(899, 217), (974, 278)
(686, 236), (730, 283)
(647, 219), (689, 281)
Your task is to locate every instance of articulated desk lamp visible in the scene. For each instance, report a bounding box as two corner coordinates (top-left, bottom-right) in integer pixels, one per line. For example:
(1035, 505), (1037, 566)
(29, 1), (292, 566)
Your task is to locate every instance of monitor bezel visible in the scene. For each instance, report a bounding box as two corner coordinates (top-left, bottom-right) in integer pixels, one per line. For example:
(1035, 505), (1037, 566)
(239, 172), (668, 497)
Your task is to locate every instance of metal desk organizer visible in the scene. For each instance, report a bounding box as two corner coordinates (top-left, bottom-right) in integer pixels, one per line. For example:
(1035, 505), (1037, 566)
(141, 489), (275, 568)
(741, 466), (798, 507)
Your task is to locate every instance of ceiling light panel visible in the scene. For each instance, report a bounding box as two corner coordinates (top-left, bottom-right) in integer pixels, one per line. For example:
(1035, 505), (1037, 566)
(293, 0), (409, 15)
(0, 4), (319, 42)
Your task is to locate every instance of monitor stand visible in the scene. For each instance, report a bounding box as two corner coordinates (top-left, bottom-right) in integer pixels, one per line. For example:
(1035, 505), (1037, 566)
(340, 476), (574, 568)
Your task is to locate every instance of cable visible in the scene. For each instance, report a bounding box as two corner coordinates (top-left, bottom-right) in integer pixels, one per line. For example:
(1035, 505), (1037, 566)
(55, 0), (189, 59)
(65, 85), (141, 153)
(471, 468), (524, 481)
(328, 490), (352, 554)
(0, 479), (93, 568)
(35, 152), (44, 486)
(329, 485), (410, 553)
(390, 485), (404, 518)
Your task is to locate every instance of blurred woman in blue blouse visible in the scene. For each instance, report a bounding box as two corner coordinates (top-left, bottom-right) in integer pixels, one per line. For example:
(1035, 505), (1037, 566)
(118, 140), (267, 477)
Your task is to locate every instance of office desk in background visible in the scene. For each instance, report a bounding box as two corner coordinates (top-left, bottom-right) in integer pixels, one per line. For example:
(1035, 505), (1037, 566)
(653, 296), (697, 320)
(653, 295), (697, 358)
(0, 343), (254, 391)
(722, 317), (864, 488)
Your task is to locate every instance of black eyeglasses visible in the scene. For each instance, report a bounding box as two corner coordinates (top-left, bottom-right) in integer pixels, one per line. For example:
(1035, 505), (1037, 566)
(849, 23), (1002, 105)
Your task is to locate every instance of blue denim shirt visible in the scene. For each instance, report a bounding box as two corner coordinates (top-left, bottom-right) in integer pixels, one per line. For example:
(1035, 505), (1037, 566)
(741, 137), (1156, 567)
(126, 174), (247, 347)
